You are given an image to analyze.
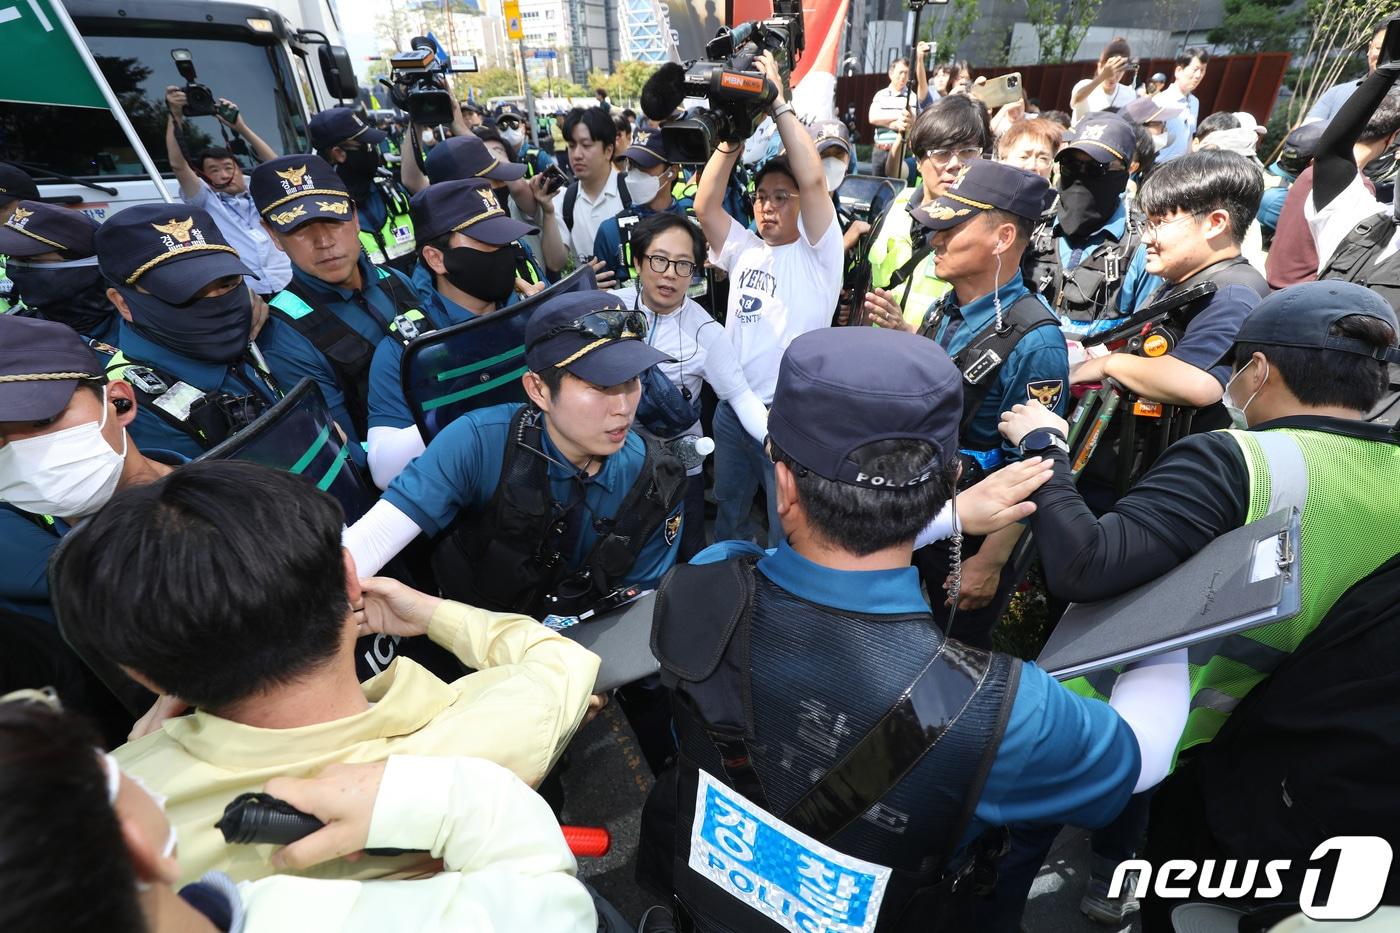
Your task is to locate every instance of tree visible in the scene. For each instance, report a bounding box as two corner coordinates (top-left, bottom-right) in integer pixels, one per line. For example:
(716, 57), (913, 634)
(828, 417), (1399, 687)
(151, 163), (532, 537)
(1207, 0), (1303, 53)
(1287, 0), (1400, 126)
(1024, 0), (1106, 64)
(586, 61), (658, 104)
(919, 0), (978, 61)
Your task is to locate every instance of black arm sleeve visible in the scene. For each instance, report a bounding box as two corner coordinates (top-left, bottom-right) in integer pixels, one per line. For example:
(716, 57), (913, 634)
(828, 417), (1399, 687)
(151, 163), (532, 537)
(1029, 433), (1249, 603)
(1313, 71), (1400, 210)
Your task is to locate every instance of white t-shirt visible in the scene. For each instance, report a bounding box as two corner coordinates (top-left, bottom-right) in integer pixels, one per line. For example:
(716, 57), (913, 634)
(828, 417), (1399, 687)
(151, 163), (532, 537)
(1070, 80), (1138, 126)
(552, 169), (626, 260)
(616, 285), (770, 473)
(1306, 172), (1397, 274)
(709, 215), (844, 404)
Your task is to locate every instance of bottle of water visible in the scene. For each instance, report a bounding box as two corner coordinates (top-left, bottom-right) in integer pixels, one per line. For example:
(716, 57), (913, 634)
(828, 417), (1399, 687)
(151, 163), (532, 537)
(666, 435), (715, 469)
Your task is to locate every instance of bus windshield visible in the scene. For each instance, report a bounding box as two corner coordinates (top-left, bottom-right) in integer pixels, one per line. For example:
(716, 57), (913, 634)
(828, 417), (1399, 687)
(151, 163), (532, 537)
(0, 34), (309, 181)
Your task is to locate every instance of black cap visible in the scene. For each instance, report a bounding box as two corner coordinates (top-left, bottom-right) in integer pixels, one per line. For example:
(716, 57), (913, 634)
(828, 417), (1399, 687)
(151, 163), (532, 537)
(912, 160), (1050, 231)
(308, 107), (387, 152)
(807, 118), (854, 160)
(0, 315), (105, 421)
(250, 155), (355, 233)
(411, 178), (538, 245)
(524, 290), (672, 387)
(0, 201), (99, 257)
(95, 204), (251, 304)
(768, 328), (961, 488)
(495, 102), (528, 123)
(1060, 113), (1136, 164)
(0, 163), (38, 206)
(1216, 281), (1400, 366)
(1119, 96), (1184, 126)
(1276, 122), (1326, 177)
(425, 134), (527, 184)
(622, 127), (673, 169)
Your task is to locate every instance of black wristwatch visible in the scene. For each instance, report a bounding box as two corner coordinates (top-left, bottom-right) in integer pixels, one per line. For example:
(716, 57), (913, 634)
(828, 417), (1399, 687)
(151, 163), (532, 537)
(1019, 427), (1069, 456)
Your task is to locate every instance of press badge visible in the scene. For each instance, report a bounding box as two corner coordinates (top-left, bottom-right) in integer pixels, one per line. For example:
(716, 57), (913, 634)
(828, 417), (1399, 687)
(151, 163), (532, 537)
(689, 771), (891, 933)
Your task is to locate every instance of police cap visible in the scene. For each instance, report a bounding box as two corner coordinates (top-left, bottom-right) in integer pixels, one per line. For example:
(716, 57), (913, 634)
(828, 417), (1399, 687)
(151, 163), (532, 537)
(0, 201), (99, 258)
(524, 290), (672, 388)
(0, 315), (105, 421)
(911, 159), (1050, 231)
(425, 134), (526, 184)
(1216, 281), (1400, 366)
(250, 155), (355, 233)
(94, 204), (250, 304)
(309, 107), (387, 153)
(411, 178), (538, 245)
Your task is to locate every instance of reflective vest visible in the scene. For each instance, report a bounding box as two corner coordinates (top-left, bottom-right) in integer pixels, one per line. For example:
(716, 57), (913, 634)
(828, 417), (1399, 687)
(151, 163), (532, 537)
(867, 186), (952, 328)
(1068, 425), (1400, 756)
(358, 178), (416, 268)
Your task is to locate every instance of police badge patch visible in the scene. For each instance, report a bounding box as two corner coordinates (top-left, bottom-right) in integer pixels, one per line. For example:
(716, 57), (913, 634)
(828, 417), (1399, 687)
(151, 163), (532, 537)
(1027, 379), (1064, 409)
(664, 513), (682, 546)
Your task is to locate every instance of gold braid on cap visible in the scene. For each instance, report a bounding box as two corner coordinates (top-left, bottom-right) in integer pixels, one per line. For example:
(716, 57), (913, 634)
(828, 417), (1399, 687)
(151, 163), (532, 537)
(124, 244), (240, 285)
(553, 337), (611, 369)
(0, 371), (100, 382)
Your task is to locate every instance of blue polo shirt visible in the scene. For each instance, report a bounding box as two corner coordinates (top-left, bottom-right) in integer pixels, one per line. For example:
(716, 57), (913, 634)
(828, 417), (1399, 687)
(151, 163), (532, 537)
(929, 271), (1070, 462)
(383, 402), (683, 587)
(1156, 281), (1263, 386)
(101, 322), (282, 459)
(1054, 201), (1161, 334)
(694, 538), (1141, 846)
(258, 256), (437, 454)
(592, 197), (695, 284)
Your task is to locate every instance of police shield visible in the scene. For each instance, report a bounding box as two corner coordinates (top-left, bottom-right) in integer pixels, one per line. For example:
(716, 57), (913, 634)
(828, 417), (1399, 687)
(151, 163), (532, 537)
(400, 265), (597, 442)
(196, 377), (379, 523)
(837, 174), (902, 225)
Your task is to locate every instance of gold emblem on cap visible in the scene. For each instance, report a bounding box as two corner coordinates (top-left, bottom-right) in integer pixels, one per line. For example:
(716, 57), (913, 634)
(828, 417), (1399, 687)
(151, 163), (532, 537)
(1081, 124), (1106, 141)
(477, 187), (501, 212)
(269, 205), (307, 225)
(928, 204), (971, 221)
(315, 200), (350, 215)
(9, 206), (32, 225)
(634, 130), (652, 147)
(952, 163), (973, 189)
(151, 217), (196, 244)
(276, 164), (310, 186)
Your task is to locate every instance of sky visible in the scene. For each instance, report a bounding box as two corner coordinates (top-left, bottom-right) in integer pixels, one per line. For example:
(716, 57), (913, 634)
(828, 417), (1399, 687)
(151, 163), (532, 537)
(335, 0), (383, 64)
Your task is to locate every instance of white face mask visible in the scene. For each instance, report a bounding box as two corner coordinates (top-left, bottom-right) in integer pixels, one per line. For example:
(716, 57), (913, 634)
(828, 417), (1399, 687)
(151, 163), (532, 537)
(101, 751), (178, 883)
(500, 128), (525, 148)
(0, 385), (127, 518)
(1222, 358), (1267, 429)
(822, 156), (848, 193)
(627, 167), (668, 204)
(1152, 130), (1169, 151)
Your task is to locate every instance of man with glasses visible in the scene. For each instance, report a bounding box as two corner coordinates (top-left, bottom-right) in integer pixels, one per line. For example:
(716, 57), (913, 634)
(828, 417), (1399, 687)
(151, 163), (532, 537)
(1026, 113), (1160, 337)
(310, 107), (417, 274)
(694, 51), (842, 545)
(866, 95), (990, 329)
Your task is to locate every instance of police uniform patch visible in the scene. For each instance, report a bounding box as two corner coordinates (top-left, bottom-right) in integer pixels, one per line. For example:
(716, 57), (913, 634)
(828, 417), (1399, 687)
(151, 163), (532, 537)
(664, 512), (682, 546)
(1027, 379), (1064, 408)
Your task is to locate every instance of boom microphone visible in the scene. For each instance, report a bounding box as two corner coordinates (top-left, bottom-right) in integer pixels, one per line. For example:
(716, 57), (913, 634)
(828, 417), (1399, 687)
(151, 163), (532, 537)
(642, 61), (688, 121)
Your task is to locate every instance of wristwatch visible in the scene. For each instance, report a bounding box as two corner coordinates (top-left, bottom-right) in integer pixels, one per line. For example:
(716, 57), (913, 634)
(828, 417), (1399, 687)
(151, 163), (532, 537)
(1018, 428), (1069, 456)
(771, 102), (795, 120)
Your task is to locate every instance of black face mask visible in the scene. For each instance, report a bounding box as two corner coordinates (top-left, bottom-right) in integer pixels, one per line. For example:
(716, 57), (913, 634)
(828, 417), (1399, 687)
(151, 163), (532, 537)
(336, 147), (380, 198)
(119, 285), (253, 364)
(1056, 169), (1129, 238)
(9, 261), (114, 336)
(442, 245), (516, 305)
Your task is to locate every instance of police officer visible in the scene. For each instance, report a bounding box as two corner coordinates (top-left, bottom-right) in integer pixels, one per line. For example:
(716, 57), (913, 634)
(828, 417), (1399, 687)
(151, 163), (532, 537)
(309, 107), (417, 274)
(1025, 113), (1160, 335)
(592, 128), (693, 286)
(366, 178), (543, 488)
(94, 204), (280, 458)
(0, 200), (114, 342)
(0, 162), (40, 312)
(866, 160), (1070, 648)
(638, 325), (1184, 931)
(250, 154), (436, 456)
(998, 280), (1400, 927)
(495, 102), (557, 177)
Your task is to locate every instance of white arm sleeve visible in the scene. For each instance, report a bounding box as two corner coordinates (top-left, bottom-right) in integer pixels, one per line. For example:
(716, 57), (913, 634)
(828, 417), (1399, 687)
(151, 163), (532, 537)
(913, 502), (957, 550)
(696, 317), (769, 443)
(366, 425), (426, 491)
(1108, 648), (1190, 793)
(343, 499), (424, 578)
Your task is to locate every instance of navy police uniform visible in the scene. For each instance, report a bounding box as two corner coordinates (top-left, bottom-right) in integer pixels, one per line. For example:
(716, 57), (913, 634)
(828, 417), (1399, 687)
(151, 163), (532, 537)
(309, 108), (417, 274)
(593, 130), (696, 285)
(92, 204), (281, 458)
(0, 201), (117, 343)
(638, 327), (1140, 932)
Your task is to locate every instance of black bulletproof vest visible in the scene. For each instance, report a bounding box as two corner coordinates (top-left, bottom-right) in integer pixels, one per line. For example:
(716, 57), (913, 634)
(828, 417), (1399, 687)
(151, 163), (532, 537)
(641, 558), (1018, 932)
(431, 405), (686, 618)
(1319, 212), (1400, 313)
(1026, 210), (1145, 322)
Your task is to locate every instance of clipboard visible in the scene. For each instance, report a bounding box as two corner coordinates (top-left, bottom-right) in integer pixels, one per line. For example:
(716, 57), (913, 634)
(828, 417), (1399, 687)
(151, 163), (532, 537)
(561, 590), (660, 692)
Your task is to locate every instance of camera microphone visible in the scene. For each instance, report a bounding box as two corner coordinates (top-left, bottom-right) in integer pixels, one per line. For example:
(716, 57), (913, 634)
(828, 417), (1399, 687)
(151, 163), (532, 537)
(642, 62), (688, 121)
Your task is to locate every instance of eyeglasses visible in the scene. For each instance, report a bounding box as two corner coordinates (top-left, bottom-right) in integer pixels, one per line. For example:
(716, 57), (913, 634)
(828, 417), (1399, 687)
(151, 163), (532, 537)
(920, 146), (983, 166)
(1143, 213), (1201, 239)
(498, 119), (521, 130)
(529, 309), (649, 349)
(643, 254), (697, 278)
(752, 190), (797, 207)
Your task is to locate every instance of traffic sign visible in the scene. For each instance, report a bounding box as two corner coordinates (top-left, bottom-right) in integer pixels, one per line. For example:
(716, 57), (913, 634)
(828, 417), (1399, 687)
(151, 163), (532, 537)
(504, 0), (523, 39)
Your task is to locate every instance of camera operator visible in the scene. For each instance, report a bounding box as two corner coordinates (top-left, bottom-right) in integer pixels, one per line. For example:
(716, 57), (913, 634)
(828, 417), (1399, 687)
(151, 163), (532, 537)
(164, 87), (291, 294)
(0, 693), (598, 932)
(865, 161), (1069, 649)
(1308, 42), (1400, 308)
(864, 95), (988, 328)
(1070, 38), (1138, 126)
(696, 50), (843, 545)
(55, 460), (599, 884)
(637, 326), (1188, 932)
(997, 281), (1400, 928)
(309, 107), (417, 274)
(0, 200), (114, 341)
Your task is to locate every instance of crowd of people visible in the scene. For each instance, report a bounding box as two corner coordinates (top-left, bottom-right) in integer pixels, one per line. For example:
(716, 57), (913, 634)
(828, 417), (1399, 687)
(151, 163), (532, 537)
(0, 23), (1398, 933)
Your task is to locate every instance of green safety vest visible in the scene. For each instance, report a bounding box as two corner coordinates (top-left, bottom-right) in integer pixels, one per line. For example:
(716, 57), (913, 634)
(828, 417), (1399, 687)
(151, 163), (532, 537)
(1067, 426), (1400, 758)
(359, 179), (416, 266)
(866, 186), (951, 328)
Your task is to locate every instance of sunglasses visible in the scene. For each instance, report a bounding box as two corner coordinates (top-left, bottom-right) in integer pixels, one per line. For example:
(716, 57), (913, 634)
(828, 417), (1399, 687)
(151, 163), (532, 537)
(529, 310), (649, 349)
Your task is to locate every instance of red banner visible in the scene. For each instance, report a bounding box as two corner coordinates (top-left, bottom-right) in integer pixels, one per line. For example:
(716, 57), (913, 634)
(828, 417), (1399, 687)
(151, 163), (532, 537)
(730, 0), (849, 84)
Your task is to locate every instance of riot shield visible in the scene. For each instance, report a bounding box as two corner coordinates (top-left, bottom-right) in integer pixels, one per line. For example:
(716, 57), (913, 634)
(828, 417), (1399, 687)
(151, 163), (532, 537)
(401, 265), (596, 442)
(837, 174), (901, 225)
(196, 377), (380, 523)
